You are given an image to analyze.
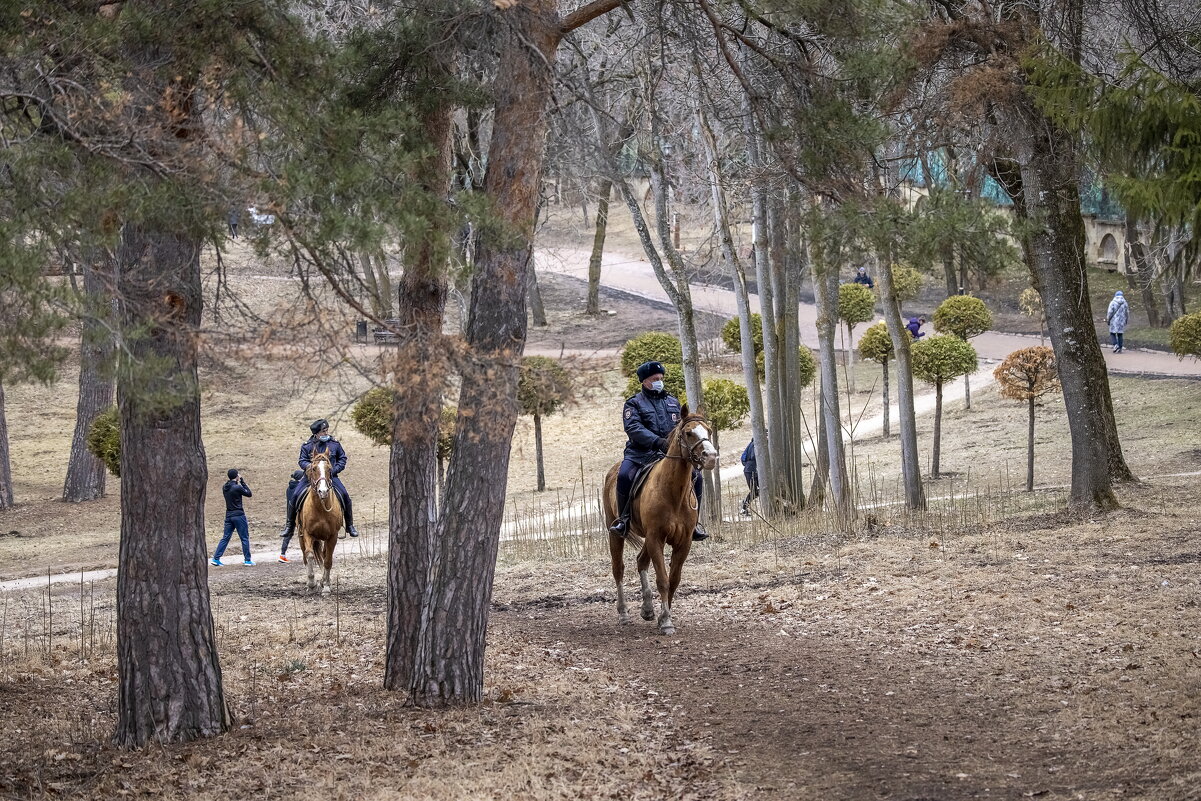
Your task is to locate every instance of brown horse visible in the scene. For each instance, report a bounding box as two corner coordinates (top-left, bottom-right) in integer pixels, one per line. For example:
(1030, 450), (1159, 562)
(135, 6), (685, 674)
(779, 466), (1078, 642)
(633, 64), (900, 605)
(299, 452), (343, 594)
(603, 405), (718, 634)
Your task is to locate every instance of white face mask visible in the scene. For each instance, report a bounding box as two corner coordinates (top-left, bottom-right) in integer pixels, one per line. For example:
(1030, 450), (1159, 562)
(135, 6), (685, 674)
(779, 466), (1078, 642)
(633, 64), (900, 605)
(650, 380), (664, 392)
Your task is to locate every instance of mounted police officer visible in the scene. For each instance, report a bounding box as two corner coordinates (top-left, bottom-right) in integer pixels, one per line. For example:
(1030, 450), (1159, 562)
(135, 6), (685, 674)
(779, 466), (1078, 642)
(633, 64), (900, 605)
(279, 419), (359, 541)
(609, 361), (708, 542)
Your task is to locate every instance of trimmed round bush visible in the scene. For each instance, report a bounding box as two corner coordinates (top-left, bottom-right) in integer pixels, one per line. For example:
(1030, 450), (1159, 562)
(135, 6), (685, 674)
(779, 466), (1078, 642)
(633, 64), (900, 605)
(756, 346), (817, 388)
(1170, 312), (1201, 359)
(933, 295), (992, 340)
(351, 386), (394, 446)
(891, 264), (923, 302)
(86, 406), (121, 478)
(838, 282), (876, 326)
(721, 314), (764, 354)
(911, 335), (978, 385)
(518, 356), (573, 417)
(619, 331), (682, 376)
(702, 378), (750, 431)
(858, 321), (894, 364)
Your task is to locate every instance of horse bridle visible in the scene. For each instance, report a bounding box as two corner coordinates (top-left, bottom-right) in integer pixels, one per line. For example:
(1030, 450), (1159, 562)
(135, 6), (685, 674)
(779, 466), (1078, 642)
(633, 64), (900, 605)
(667, 420), (714, 470)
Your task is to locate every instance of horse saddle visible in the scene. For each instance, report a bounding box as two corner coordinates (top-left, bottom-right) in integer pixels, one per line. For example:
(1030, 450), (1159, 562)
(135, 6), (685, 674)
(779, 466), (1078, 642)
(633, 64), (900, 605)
(628, 458), (662, 508)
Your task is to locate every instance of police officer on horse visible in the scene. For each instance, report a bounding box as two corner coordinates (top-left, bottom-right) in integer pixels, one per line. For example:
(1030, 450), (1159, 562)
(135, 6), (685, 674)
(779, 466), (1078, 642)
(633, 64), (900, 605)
(609, 361), (709, 542)
(280, 419), (359, 541)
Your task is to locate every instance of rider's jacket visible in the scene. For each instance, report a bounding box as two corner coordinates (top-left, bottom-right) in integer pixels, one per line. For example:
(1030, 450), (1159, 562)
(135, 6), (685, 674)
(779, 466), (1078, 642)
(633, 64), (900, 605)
(299, 437), (348, 476)
(622, 388), (682, 466)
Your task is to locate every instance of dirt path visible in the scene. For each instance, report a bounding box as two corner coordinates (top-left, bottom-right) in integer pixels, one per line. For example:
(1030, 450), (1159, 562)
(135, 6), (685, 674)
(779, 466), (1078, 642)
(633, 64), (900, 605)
(495, 498), (1201, 801)
(536, 245), (1201, 379)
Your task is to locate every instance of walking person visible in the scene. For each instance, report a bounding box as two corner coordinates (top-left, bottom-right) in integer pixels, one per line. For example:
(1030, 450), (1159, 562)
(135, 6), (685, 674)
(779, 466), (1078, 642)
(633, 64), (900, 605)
(906, 316), (926, 340)
(1106, 290), (1129, 353)
(278, 469), (304, 562)
(212, 469), (254, 566)
(740, 439), (759, 516)
(227, 207), (240, 239)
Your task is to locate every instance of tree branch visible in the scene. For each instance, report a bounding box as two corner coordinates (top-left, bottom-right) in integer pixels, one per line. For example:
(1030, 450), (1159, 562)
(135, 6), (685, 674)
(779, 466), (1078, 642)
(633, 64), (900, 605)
(560, 0), (625, 34)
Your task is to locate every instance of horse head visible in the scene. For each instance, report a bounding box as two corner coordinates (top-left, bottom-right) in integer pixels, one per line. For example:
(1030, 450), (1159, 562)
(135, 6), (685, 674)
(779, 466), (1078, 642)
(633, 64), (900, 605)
(673, 403), (719, 471)
(307, 452), (334, 501)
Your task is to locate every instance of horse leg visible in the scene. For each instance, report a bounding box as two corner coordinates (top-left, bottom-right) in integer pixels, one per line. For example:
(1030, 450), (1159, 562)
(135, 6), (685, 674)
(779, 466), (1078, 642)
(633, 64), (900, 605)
(609, 534), (630, 625)
(648, 542), (675, 635)
(636, 546), (655, 622)
(663, 540), (692, 632)
(305, 535), (318, 591)
(320, 536), (334, 595)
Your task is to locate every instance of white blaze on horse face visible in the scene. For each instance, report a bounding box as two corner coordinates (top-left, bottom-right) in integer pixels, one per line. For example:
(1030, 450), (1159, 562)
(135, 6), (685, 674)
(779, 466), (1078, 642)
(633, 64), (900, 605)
(315, 460), (329, 497)
(690, 424), (718, 456)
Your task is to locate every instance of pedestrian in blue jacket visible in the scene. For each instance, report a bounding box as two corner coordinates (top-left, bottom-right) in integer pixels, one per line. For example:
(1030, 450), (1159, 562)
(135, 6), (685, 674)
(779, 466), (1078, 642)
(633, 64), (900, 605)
(212, 469), (254, 566)
(609, 361), (708, 541)
(740, 440), (759, 515)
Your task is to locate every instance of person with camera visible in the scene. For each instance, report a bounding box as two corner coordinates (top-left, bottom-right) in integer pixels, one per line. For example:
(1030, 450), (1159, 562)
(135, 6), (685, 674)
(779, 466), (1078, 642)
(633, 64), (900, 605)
(211, 468), (254, 567)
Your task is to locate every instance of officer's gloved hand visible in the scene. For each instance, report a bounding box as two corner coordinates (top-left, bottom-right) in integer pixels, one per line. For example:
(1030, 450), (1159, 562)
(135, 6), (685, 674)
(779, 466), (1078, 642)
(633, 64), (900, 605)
(655, 437), (668, 452)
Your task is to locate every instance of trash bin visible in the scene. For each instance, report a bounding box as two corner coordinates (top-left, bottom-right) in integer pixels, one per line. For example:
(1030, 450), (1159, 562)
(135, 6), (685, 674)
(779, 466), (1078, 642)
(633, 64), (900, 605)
(355, 320), (368, 344)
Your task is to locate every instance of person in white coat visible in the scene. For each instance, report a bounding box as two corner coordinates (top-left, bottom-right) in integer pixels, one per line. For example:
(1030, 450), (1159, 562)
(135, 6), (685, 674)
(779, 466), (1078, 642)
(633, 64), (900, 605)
(1106, 290), (1130, 353)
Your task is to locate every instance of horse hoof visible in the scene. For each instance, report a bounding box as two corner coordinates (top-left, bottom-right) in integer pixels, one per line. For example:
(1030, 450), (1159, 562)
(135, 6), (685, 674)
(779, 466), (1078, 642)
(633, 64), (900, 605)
(619, 615), (632, 626)
(660, 626), (676, 636)
(321, 586), (331, 596)
(338, 531), (346, 540)
(641, 610), (655, 621)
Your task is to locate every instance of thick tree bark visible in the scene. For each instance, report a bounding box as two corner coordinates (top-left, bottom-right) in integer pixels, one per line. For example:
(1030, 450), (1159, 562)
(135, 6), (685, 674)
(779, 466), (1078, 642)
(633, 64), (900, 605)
(585, 178), (611, 316)
(1008, 104), (1134, 512)
(0, 380), (11, 509)
(400, 1), (565, 705)
(384, 77), (455, 694)
(875, 256), (926, 510)
(114, 224), (229, 748)
(528, 266), (548, 327)
(64, 257), (115, 502)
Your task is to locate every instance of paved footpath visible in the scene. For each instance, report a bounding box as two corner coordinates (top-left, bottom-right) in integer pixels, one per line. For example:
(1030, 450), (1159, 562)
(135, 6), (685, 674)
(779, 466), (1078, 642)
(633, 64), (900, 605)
(536, 245), (1201, 378)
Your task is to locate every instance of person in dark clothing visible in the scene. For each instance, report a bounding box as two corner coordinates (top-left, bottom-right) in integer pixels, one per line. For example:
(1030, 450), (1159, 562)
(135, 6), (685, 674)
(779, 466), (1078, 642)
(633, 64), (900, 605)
(212, 468), (254, 566)
(278, 469), (304, 562)
(740, 440), (759, 516)
(227, 207), (240, 239)
(906, 316), (926, 340)
(853, 267), (874, 289)
(279, 419), (359, 541)
(609, 361), (708, 541)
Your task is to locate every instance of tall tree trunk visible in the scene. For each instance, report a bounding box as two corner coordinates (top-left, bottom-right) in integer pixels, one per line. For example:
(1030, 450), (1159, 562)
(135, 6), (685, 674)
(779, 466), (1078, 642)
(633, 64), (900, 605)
(585, 178), (611, 316)
(942, 245), (958, 298)
(528, 266), (548, 327)
(808, 391), (829, 507)
(399, 1), (574, 705)
(1125, 221), (1164, 328)
(881, 361), (890, 438)
(814, 253), (852, 519)
(778, 213), (806, 510)
(964, 371), (971, 411)
(875, 256), (926, 510)
(359, 251), (383, 316)
(0, 380), (11, 509)
(932, 381), (943, 479)
(1027, 396), (1036, 492)
(384, 68), (456, 694)
(1005, 102), (1134, 512)
(697, 105), (773, 514)
(64, 257), (115, 502)
(374, 253), (394, 318)
(114, 224), (229, 747)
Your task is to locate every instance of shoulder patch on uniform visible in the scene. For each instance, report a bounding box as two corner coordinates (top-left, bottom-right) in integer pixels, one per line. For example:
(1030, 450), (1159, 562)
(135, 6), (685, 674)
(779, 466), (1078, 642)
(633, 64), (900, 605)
(624, 408), (633, 420)
(671, 412), (679, 421)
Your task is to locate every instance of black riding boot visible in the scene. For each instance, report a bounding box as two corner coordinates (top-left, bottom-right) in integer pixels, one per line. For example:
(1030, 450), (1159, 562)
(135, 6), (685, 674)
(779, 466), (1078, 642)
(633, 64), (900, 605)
(280, 494), (298, 540)
(608, 488), (631, 535)
(341, 491), (358, 537)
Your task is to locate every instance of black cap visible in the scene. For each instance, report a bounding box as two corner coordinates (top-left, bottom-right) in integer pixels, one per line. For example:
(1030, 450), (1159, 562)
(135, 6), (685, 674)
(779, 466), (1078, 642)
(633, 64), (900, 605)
(310, 418), (329, 435)
(636, 361), (665, 382)
(227, 468), (239, 480)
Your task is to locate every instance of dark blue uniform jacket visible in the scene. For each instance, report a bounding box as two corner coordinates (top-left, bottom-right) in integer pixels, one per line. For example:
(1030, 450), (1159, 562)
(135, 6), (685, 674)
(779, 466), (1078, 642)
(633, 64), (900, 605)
(300, 437), (347, 475)
(222, 479), (252, 519)
(622, 388), (682, 466)
(741, 440), (757, 476)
